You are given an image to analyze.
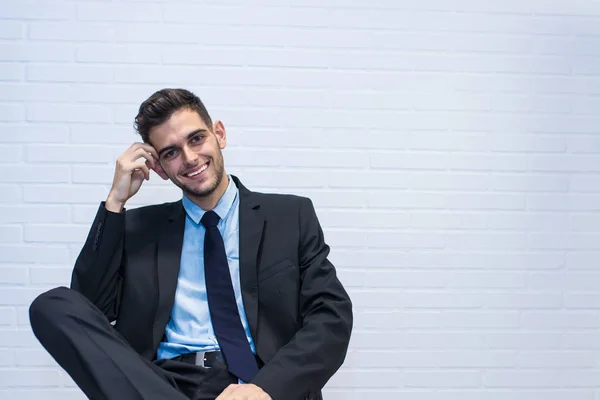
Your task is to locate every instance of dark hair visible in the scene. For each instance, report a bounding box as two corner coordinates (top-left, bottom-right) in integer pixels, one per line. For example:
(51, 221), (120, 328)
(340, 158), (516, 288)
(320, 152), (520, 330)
(134, 88), (213, 143)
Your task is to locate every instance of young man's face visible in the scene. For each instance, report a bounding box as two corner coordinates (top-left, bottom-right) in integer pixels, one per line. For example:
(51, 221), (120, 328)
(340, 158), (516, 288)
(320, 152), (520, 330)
(148, 108), (227, 203)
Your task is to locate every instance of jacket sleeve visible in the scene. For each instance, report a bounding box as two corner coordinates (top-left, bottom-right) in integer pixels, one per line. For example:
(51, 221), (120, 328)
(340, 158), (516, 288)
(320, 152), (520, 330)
(251, 197), (353, 400)
(70, 202), (126, 322)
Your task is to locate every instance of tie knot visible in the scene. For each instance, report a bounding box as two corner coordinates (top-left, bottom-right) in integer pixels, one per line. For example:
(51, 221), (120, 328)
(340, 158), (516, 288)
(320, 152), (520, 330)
(201, 210), (220, 228)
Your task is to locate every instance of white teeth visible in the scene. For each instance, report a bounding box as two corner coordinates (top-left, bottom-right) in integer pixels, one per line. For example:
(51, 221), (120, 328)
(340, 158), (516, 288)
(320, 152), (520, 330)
(187, 163), (208, 177)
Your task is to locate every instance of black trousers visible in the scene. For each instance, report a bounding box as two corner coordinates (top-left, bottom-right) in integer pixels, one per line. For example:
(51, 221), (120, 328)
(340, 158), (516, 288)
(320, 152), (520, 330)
(29, 287), (238, 400)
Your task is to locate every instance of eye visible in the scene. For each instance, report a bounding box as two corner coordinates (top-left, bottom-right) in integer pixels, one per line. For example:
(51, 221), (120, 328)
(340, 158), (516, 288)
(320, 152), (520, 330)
(191, 134), (204, 144)
(162, 149), (177, 160)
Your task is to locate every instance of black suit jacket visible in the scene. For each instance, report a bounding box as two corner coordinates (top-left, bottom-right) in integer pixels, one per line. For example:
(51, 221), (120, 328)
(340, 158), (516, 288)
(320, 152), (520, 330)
(70, 175), (353, 400)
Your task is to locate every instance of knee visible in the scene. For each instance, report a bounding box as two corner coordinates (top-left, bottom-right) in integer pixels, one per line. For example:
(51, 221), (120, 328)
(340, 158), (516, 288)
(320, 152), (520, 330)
(29, 286), (74, 330)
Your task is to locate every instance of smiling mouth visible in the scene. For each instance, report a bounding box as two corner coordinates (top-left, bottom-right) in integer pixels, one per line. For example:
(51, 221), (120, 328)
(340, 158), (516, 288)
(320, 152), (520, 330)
(184, 162), (209, 178)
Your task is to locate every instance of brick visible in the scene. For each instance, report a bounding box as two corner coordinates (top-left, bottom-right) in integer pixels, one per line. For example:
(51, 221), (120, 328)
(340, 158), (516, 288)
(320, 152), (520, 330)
(28, 22), (115, 42)
(0, 308), (16, 326)
(488, 134), (567, 152)
(0, 165), (69, 183)
(71, 166), (113, 184)
(516, 351), (597, 368)
(528, 273), (600, 292)
(570, 175), (600, 193)
(568, 136), (600, 153)
(405, 371), (480, 388)
(440, 311), (520, 329)
(25, 225), (88, 244)
(163, 5), (329, 26)
(367, 191), (445, 209)
(0, 329), (40, 348)
(225, 148), (282, 167)
(488, 174), (569, 192)
(0, 185), (22, 203)
(0, 144), (23, 162)
(0, 265), (28, 285)
(483, 371), (563, 388)
(0, 288), (48, 305)
(0, 350), (15, 366)
(70, 124), (139, 145)
(27, 64), (114, 83)
(77, 44), (161, 64)
(0, 43), (74, 62)
(27, 104), (112, 123)
(483, 292), (562, 309)
(486, 332), (562, 350)
(0, 104), (24, 122)
(446, 232), (528, 250)
(0, 390), (85, 400)
(71, 205), (100, 224)
(0, 245), (69, 263)
(531, 155), (600, 173)
(15, 350), (56, 367)
(24, 184), (108, 204)
(323, 210), (409, 229)
(16, 306), (29, 326)
(345, 350), (514, 368)
(565, 293), (600, 309)
(0, 205), (70, 223)
(0, 63), (23, 81)
(1, 1), (75, 20)
(327, 369), (402, 388)
(403, 332), (487, 349)
(565, 333), (600, 350)
(0, 21), (23, 40)
(562, 370), (600, 388)
(528, 194), (600, 212)
(329, 171), (409, 188)
(26, 145), (113, 163)
(567, 252), (600, 270)
(366, 232), (444, 249)
(0, 368), (61, 387)
(0, 83), (74, 102)
(0, 124), (69, 143)
(409, 212), (487, 229)
(235, 170), (328, 189)
(409, 173), (490, 190)
(77, 3), (161, 22)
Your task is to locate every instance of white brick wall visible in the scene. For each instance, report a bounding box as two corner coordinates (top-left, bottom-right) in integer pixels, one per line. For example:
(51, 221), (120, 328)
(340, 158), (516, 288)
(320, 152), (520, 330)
(1, 0), (600, 398)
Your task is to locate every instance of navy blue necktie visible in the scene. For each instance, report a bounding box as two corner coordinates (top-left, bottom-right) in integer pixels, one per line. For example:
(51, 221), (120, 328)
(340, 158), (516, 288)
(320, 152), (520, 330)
(201, 210), (258, 382)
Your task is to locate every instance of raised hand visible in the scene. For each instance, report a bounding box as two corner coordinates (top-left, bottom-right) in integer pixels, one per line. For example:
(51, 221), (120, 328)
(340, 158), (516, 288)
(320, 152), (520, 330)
(105, 143), (161, 213)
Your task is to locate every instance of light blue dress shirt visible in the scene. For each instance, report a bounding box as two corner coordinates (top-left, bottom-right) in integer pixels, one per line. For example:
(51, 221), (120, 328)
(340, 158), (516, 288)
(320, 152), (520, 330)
(157, 176), (256, 360)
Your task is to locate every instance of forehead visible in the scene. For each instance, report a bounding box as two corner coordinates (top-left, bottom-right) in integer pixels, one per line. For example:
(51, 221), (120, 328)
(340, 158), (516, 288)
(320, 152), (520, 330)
(148, 109), (209, 148)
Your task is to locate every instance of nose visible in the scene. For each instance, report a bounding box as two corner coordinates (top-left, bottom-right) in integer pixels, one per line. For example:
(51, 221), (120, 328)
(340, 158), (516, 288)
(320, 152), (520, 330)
(181, 145), (197, 166)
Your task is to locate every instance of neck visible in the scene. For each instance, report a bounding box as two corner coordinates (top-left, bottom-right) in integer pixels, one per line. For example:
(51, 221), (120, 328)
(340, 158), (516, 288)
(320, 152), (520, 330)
(188, 174), (230, 211)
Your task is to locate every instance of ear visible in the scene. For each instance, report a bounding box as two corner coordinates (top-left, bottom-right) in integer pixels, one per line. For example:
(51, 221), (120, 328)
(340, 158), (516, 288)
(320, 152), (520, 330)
(147, 159), (169, 180)
(213, 120), (227, 150)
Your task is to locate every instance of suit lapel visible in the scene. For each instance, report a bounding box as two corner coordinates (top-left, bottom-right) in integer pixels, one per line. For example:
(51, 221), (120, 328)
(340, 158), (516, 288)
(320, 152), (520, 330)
(234, 176), (263, 342)
(153, 201), (185, 348)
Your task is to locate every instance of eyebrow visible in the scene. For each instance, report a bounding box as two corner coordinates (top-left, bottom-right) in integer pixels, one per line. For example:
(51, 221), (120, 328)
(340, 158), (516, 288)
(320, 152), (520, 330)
(157, 129), (208, 158)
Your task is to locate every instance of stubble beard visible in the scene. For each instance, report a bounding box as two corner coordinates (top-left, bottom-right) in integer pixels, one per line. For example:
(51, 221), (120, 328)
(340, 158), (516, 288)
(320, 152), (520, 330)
(173, 150), (226, 200)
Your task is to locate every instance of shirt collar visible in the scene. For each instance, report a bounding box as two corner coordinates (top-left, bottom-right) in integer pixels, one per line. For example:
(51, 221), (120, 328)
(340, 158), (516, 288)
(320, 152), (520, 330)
(182, 175), (238, 225)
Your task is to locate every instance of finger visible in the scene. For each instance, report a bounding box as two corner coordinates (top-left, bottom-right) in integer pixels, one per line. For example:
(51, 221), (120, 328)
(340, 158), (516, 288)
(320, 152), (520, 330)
(129, 142), (159, 162)
(131, 161), (150, 180)
(215, 384), (237, 400)
(145, 159), (155, 173)
(129, 147), (157, 168)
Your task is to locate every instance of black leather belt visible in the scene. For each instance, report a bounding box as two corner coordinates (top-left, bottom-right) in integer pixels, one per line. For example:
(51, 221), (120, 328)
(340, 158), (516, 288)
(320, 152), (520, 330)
(177, 350), (263, 370)
(179, 350), (225, 368)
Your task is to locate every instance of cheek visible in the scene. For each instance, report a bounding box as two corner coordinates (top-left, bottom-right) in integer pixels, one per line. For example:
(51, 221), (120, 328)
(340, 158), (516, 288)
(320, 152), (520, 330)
(164, 162), (180, 177)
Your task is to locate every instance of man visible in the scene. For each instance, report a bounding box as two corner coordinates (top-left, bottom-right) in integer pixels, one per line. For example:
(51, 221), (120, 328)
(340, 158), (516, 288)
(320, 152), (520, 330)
(29, 89), (353, 400)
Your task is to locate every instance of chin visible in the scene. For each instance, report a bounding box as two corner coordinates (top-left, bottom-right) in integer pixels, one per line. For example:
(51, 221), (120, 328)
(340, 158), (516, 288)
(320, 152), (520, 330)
(185, 178), (219, 198)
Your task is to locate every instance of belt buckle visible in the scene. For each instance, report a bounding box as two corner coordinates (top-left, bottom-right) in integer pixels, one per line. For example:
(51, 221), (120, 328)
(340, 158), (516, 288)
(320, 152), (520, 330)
(194, 351), (211, 368)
